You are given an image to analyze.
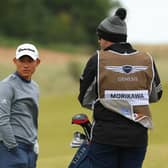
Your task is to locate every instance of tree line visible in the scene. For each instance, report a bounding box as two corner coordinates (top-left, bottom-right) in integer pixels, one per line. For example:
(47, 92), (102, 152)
(0, 0), (120, 46)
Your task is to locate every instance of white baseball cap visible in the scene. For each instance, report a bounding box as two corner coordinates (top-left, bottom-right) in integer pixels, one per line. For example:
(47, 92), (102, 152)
(16, 43), (39, 60)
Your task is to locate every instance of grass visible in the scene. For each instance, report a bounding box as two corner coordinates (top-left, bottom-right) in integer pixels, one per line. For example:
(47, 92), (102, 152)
(38, 94), (91, 168)
(143, 144), (168, 168)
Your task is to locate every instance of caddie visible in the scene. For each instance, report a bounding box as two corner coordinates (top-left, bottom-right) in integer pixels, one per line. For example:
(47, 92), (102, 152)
(77, 8), (162, 168)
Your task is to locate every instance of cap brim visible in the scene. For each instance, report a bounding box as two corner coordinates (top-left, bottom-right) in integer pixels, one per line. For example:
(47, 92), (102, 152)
(16, 51), (37, 60)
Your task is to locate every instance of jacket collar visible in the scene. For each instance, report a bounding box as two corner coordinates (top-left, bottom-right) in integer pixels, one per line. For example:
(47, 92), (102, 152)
(104, 43), (137, 54)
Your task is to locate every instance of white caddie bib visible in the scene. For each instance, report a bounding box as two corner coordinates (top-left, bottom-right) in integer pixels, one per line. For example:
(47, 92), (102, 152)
(104, 90), (149, 106)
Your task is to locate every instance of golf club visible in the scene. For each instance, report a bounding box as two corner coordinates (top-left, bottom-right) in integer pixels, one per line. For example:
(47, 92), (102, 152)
(72, 113), (92, 141)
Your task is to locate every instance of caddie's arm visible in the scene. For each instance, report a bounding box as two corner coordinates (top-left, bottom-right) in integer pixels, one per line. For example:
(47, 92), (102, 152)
(149, 61), (163, 103)
(78, 54), (97, 109)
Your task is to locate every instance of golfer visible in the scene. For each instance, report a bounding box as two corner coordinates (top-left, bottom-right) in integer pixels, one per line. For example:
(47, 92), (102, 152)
(0, 43), (40, 168)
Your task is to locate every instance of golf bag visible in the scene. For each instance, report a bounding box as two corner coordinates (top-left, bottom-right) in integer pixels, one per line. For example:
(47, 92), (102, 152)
(68, 113), (92, 168)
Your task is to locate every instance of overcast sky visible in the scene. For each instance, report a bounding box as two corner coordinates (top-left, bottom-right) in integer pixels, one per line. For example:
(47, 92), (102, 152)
(117, 0), (168, 44)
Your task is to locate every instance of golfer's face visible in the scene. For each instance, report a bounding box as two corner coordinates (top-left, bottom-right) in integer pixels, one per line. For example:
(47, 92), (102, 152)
(13, 55), (40, 80)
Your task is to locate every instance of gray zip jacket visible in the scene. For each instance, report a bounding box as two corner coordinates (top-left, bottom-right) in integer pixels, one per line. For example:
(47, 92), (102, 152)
(0, 72), (39, 149)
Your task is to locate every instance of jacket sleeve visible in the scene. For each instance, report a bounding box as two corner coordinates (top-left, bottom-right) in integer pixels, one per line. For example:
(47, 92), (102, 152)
(0, 82), (18, 149)
(149, 61), (163, 102)
(78, 53), (98, 110)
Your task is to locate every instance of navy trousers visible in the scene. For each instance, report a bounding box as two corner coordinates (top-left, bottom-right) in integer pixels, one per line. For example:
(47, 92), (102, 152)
(0, 142), (37, 168)
(69, 142), (147, 168)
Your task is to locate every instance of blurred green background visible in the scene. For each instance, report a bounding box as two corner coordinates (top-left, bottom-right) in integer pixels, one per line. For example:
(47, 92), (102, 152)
(0, 0), (168, 167)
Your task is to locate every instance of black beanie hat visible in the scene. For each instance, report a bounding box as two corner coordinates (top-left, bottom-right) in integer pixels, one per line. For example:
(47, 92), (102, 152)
(96, 8), (127, 42)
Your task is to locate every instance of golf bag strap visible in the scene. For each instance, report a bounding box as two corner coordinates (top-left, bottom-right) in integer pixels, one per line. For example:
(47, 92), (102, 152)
(68, 142), (92, 168)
